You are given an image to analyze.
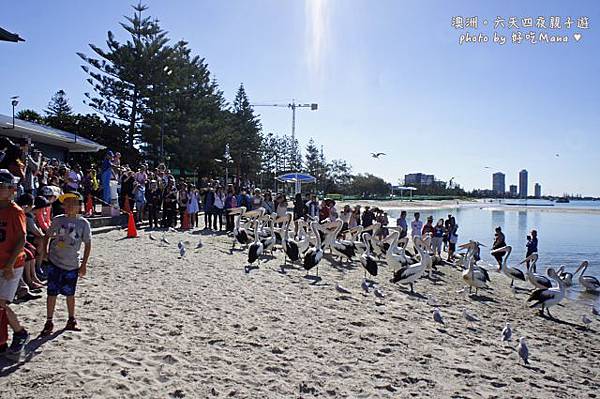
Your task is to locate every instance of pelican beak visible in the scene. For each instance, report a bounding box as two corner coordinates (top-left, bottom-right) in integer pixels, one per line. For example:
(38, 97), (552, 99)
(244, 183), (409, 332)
(476, 242), (487, 248)
(519, 253), (535, 264)
(458, 242), (472, 250)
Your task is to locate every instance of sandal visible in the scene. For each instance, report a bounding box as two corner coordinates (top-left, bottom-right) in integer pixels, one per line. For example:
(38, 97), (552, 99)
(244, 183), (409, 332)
(65, 318), (81, 332)
(40, 320), (54, 337)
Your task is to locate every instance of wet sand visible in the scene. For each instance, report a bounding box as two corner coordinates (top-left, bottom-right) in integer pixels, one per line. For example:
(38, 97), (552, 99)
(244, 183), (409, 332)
(2, 228), (599, 398)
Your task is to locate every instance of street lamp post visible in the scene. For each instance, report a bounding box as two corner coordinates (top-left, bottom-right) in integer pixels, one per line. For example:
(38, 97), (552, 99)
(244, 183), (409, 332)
(3, 96), (19, 130)
(224, 143), (231, 185)
(160, 66), (172, 162)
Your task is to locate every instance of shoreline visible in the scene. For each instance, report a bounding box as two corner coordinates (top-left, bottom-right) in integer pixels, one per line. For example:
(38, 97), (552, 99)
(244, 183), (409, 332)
(337, 199), (600, 215)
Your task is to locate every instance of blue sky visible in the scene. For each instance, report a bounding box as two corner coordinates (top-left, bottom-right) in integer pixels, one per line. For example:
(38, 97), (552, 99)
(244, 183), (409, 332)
(1, 1), (599, 196)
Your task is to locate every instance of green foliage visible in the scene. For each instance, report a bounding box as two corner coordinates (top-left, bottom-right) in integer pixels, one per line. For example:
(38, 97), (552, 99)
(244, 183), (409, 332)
(16, 109), (44, 124)
(347, 173), (391, 196)
(78, 2), (171, 147)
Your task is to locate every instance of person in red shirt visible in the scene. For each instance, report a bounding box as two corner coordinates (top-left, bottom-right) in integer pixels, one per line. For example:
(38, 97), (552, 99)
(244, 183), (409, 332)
(0, 169), (30, 359)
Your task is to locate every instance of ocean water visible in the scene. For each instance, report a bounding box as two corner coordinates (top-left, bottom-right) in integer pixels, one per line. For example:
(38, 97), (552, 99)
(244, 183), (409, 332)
(384, 203), (600, 306)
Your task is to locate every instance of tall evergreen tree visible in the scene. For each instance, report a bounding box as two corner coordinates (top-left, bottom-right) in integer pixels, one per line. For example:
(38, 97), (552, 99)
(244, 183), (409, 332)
(231, 83), (262, 180)
(45, 90), (73, 118)
(78, 3), (171, 147)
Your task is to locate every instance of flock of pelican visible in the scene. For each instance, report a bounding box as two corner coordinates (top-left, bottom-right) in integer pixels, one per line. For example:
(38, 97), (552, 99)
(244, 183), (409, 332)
(226, 206), (599, 364)
(230, 206), (434, 293)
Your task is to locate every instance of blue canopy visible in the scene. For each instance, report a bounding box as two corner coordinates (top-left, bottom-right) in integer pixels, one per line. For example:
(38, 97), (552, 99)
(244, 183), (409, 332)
(276, 173), (316, 183)
(276, 173), (316, 194)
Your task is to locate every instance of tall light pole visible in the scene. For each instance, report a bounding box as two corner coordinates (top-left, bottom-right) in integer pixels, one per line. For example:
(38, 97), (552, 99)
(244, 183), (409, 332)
(3, 96), (19, 130)
(160, 66), (172, 162)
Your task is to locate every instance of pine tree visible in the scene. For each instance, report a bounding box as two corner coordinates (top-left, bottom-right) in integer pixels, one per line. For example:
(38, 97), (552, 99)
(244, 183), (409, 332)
(45, 90), (73, 118)
(44, 90), (75, 130)
(78, 2), (171, 147)
(231, 83), (262, 180)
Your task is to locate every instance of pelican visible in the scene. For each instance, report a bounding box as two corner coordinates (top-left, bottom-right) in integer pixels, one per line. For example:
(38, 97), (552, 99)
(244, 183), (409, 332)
(282, 214), (300, 265)
(303, 221), (324, 276)
(385, 231), (411, 271)
(232, 207), (250, 248)
(359, 233), (378, 278)
(492, 245), (526, 287)
(462, 251), (490, 295)
(527, 268), (565, 317)
(328, 220), (357, 263)
(460, 242), (490, 295)
(295, 219), (310, 255)
(556, 265), (573, 286)
(520, 253), (552, 290)
(247, 222), (263, 267)
(260, 217), (276, 254)
(575, 261), (600, 293)
(389, 236), (430, 293)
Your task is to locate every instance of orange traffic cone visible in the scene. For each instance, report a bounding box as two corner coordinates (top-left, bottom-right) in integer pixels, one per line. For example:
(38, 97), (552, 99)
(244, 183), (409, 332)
(85, 195), (94, 216)
(182, 211), (191, 230)
(123, 195), (131, 213)
(126, 211), (138, 238)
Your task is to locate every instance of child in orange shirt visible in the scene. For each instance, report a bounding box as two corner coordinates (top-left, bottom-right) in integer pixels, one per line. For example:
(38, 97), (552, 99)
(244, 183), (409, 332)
(0, 169), (30, 360)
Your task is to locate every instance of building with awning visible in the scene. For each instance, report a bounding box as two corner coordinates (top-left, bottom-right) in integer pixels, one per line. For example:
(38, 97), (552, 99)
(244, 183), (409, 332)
(0, 26), (24, 42)
(1, 114), (105, 160)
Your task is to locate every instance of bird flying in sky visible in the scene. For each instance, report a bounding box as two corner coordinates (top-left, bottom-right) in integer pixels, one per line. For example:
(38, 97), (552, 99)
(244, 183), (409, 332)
(371, 152), (386, 159)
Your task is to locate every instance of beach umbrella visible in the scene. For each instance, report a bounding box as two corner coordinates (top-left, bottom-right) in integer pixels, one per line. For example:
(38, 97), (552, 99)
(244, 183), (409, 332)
(276, 172), (316, 194)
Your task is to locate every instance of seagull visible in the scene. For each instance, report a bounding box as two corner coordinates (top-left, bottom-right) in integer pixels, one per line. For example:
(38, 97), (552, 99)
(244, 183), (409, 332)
(149, 233), (156, 241)
(501, 322), (512, 342)
(517, 337), (529, 365)
(335, 283), (352, 295)
(371, 152), (386, 159)
(427, 295), (439, 307)
(178, 241), (186, 258)
(433, 308), (444, 325)
(463, 309), (479, 326)
(361, 279), (370, 293)
(374, 287), (385, 298)
(582, 314), (592, 328)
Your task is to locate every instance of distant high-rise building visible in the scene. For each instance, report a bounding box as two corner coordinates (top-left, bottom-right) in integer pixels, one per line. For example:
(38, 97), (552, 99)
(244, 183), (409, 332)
(404, 173), (435, 186)
(492, 172), (505, 195)
(534, 183), (541, 198)
(509, 185), (518, 197)
(519, 169), (528, 198)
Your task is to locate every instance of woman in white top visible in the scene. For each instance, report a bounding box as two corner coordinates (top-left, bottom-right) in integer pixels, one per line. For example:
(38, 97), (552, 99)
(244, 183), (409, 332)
(276, 194), (288, 218)
(187, 187), (200, 228)
(213, 186), (225, 231)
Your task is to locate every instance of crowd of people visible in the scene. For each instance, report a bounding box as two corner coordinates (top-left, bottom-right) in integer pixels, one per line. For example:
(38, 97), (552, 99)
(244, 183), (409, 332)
(1, 140), (94, 362)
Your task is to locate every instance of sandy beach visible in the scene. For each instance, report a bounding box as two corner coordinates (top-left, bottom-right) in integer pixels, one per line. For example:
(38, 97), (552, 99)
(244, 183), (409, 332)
(2, 227), (599, 398)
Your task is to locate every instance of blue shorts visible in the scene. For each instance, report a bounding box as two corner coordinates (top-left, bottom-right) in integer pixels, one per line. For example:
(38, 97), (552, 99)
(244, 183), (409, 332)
(47, 262), (79, 297)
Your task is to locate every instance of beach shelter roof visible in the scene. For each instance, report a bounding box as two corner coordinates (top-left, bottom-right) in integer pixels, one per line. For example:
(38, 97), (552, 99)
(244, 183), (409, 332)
(0, 27), (24, 42)
(0, 114), (105, 153)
